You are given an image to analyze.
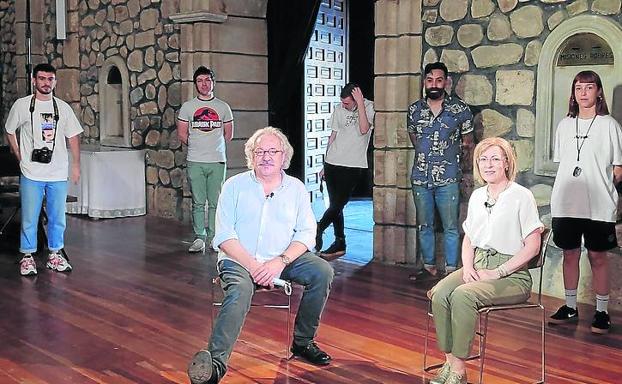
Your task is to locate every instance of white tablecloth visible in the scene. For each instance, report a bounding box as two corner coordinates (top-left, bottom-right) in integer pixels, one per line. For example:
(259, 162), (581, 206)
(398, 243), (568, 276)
(67, 145), (146, 218)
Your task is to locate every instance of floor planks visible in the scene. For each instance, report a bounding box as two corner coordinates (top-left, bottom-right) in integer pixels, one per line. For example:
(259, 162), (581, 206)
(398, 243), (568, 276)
(0, 214), (621, 383)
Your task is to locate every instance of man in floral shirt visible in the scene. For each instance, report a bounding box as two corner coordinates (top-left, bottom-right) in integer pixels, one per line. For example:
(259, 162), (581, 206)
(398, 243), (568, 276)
(407, 62), (474, 278)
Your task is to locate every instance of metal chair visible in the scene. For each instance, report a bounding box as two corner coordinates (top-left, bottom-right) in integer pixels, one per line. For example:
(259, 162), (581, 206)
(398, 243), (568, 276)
(423, 228), (552, 384)
(211, 277), (293, 358)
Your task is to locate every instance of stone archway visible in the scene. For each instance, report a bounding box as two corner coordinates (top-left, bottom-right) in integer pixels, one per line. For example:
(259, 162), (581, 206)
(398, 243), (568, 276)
(99, 57), (131, 147)
(534, 15), (622, 176)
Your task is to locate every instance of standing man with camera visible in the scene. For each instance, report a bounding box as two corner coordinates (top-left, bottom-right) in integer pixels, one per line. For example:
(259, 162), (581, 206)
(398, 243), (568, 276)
(4, 63), (83, 276)
(178, 66), (234, 253)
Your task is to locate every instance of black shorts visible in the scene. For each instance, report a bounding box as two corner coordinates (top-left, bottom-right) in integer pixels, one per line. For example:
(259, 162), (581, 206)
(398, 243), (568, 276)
(552, 217), (617, 252)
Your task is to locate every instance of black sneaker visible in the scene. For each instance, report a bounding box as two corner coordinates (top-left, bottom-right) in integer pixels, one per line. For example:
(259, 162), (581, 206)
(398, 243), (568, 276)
(549, 305), (579, 324)
(591, 311), (611, 334)
(320, 236), (346, 259)
(291, 341), (332, 366)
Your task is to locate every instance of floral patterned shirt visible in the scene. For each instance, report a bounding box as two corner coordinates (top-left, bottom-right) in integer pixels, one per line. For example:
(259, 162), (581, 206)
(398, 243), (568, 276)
(407, 94), (473, 187)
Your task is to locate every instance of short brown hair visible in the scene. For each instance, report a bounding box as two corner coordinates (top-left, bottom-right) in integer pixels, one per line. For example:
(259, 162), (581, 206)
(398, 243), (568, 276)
(473, 137), (517, 184)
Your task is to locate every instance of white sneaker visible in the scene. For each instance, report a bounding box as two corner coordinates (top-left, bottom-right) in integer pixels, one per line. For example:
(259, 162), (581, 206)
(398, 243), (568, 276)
(46, 252), (72, 272)
(188, 238), (206, 253)
(19, 255), (37, 276)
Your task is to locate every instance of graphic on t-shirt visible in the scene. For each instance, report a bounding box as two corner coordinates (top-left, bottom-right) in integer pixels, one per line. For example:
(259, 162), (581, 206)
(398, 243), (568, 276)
(191, 107), (223, 132)
(40, 113), (56, 143)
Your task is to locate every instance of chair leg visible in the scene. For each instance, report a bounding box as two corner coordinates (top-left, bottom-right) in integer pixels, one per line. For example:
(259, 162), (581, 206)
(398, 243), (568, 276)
(286, 293), (292, 359)
(478, 312), (490, 384)
(423, 300), (445, 372)
(539, 305), (545, 384)
(423, 301), (435, 371)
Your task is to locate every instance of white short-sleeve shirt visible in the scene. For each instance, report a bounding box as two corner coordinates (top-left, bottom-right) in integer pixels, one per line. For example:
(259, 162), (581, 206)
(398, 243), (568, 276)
(550, 115), (622, 222)
(4, 95), (83, 182)
(462, 182), (543, 255)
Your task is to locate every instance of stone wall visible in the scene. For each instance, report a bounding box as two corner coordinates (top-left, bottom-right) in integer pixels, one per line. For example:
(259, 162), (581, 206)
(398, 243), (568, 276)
(0, 0), (16, 133)
(10, 0), (268, 224)
(373, 0), (423, 265)
(373, 0), (622, 308)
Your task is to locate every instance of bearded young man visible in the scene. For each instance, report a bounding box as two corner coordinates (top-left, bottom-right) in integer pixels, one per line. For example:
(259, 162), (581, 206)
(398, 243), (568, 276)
(4, 63), (83, 276)
(406, 62), (474, 279)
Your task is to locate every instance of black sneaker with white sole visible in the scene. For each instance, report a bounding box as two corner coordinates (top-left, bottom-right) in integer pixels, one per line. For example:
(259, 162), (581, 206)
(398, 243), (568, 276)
(591, 311), (611, 334)
(549, 305), (578, 324)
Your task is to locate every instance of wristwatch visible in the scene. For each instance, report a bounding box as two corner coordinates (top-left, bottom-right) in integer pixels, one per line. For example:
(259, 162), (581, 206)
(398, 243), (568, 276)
(279, 254), (291, 266)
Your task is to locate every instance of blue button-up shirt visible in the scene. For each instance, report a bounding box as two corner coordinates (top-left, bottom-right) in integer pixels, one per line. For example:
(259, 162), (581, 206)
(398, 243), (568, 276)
(407, 94), (473, 187)
(213, 170), (316, 265)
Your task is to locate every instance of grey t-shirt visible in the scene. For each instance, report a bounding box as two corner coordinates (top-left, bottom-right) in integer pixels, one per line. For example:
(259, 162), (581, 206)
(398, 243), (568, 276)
(178, 96), (233, 163)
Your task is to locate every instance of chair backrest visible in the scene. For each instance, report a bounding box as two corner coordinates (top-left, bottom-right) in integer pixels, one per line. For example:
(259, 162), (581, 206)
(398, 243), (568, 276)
(527, 227), (551, 270)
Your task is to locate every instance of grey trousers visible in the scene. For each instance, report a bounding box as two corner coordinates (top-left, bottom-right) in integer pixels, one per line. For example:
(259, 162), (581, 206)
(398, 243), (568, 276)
(207, 252), (334, 380)
(429, 248), (532, 358)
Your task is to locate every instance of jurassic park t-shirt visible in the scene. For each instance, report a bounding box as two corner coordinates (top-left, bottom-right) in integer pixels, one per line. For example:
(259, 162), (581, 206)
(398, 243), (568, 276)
(178, 96), (233, 163)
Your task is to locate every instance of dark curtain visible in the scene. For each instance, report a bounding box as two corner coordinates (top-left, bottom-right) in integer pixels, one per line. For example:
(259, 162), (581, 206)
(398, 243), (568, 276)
(349, 0), (375, 197)
(267, 0), (321, 180)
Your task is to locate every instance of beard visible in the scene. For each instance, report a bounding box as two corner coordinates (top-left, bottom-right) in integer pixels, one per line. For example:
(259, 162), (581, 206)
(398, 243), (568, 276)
(425, 87), (444, 100)
(36, 86), (52, 95)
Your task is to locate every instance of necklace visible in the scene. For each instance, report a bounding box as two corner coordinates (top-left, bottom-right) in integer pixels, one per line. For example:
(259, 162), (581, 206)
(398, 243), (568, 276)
(485, 181), (510, 214)
(573, 115), (597, 177)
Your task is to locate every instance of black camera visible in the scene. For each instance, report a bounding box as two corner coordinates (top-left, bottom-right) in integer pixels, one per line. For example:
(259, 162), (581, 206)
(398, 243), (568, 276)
(31, 147), (53, 163)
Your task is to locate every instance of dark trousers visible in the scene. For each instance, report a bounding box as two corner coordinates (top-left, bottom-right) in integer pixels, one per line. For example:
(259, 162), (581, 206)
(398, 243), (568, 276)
(318, 163), (362, 238)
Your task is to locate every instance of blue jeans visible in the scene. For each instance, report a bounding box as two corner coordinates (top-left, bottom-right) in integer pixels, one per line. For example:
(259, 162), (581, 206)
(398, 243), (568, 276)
(20, 175), (68, 254)
(208, 252), (334, 380)
(412, 183), (460, 269)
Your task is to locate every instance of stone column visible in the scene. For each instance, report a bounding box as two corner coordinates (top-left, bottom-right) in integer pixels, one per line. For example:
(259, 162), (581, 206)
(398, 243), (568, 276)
(373, 0), (422, 264)
(171, 1), (268, 221)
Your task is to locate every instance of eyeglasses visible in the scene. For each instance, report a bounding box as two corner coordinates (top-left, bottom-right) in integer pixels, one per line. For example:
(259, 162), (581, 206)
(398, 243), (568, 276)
(477, 156), (505, 164)
(254, 149), (283, 157)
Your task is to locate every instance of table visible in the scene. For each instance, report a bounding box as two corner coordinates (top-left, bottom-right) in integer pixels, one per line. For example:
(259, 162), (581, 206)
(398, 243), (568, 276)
(67, 145), (146, 218)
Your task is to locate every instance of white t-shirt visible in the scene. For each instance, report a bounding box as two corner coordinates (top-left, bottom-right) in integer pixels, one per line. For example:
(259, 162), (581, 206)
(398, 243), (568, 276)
(462, 182), (543, 256)
(178, 96), (233, 163)
(325, 98), (375, 168)
(4, 95), (83, 182)
(550, 115), (622, 222)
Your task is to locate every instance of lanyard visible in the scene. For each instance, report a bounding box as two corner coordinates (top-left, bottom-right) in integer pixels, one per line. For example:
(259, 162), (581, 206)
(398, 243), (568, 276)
(575, 115), (596, 162)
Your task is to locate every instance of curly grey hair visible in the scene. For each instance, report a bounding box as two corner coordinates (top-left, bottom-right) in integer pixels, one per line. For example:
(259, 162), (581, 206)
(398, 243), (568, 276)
(244, 127), (294, 170)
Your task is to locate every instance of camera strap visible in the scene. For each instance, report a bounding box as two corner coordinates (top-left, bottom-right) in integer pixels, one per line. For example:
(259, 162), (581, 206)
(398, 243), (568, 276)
(29, 95), (60, 153)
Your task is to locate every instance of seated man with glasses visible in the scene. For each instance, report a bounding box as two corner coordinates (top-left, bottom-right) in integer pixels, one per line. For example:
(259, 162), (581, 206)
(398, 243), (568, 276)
(187, 127), (334, 384)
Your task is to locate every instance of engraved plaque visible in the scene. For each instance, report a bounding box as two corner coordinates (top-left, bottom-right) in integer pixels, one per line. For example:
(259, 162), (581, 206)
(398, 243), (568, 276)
(557, 33), (614, 67)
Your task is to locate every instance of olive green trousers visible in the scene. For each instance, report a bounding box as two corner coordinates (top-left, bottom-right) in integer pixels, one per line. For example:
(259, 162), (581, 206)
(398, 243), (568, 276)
(429, 248), (532, 358)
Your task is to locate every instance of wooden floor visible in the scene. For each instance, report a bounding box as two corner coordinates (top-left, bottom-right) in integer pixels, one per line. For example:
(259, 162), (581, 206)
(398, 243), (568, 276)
(0, 215), (621, 383)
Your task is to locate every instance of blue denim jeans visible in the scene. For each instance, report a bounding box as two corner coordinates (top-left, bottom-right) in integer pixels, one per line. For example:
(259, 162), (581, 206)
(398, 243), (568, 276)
(20, 175), (68, 254)
(208, 252), (334, 380)
(412, 183), (460, 269)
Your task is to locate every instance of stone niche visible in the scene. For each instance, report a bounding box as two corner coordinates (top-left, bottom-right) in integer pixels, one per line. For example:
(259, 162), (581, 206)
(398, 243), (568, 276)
(99, 56), (131, 148)
(534, 15), (622, 176)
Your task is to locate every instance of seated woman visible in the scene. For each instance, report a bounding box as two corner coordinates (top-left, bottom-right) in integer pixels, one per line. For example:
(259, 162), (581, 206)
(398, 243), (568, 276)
(427, 137), (543, 384)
